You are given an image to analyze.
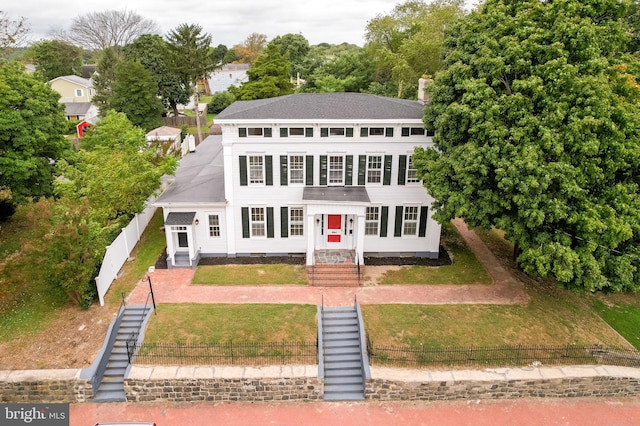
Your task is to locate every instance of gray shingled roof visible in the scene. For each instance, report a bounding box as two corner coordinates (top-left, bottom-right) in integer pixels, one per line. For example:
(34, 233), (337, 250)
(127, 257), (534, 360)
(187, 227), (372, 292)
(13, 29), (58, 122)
(303, 187), (370, 203)
(64, 102), (92, 116)
(165, 212), (196, 226)
(155, 135), (226, 205)
(215, 93), (425, 121)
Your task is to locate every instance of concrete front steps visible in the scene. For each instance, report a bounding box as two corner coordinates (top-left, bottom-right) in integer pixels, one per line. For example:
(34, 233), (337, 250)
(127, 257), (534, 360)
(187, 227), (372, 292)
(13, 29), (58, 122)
(308, 264), (364, 287)
(320, 306), (366, 401)
(93, 306), (150, 402)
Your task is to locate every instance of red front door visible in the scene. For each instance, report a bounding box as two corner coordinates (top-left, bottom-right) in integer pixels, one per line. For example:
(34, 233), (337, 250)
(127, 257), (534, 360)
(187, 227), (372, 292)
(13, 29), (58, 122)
(327, 214), (341, 243)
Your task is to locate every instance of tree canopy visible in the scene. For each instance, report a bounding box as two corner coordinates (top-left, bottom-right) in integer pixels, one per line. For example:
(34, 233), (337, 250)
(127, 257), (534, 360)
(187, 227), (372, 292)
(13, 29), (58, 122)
(0, 61), (69, 205)
(51, 9), (159, 51)
(230, 43), (294, 100)
(27, 39), (83, 81)
(124, 34), (191, 116)
(365, 0), (466, 97)
(417, 0), (640, 292)
(110, 60), (164, 131)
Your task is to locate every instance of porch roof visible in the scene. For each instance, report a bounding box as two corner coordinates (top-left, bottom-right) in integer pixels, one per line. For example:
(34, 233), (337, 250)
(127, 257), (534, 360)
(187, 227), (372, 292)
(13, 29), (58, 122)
(165, 212), (196, 226)
(302, 186), (370, 203)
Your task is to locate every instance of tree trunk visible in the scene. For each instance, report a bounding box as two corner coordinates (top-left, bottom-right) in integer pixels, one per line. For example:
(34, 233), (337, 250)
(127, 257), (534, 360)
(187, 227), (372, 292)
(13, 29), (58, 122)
(193, 82), (203, 145)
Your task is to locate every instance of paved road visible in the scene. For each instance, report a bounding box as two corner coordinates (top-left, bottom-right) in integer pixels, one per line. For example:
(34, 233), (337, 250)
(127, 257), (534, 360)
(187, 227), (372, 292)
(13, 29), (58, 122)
(72, 398), (640, 425)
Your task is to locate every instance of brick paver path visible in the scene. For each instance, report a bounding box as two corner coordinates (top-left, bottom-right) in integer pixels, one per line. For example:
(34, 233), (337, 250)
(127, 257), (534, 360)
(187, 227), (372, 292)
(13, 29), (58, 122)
(128, 220), (529, 306)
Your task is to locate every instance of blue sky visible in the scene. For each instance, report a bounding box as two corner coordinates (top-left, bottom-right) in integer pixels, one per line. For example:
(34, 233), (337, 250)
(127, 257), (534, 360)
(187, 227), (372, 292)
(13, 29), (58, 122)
(5, 0), (478, 48)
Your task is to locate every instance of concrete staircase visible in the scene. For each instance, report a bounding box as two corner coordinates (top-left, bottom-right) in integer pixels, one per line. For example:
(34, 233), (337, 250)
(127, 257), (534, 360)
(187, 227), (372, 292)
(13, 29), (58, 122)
(320, 306), (367, 401)
(93, 306), (150, 402)
(308, 264), (363, 287)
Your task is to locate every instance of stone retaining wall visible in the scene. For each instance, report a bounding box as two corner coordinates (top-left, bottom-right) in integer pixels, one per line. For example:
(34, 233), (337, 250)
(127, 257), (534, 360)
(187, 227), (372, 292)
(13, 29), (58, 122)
(0, 370), (92, 403)
(125, 365), (322, 402)
(3, 365), (640, 403)
(367, 365), (640, 400)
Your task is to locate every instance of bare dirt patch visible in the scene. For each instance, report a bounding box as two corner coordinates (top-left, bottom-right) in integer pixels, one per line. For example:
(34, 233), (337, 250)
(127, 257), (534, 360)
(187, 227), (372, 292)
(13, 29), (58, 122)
(0, 303), (118, 370)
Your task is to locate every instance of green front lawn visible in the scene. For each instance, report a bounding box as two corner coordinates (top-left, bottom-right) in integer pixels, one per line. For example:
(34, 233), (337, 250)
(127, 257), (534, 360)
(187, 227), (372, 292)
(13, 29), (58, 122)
(590, 297), (640, 350)
(193, 264), (308, 285)
(144, 304), (317, 344)
(378, 223), (492, 285)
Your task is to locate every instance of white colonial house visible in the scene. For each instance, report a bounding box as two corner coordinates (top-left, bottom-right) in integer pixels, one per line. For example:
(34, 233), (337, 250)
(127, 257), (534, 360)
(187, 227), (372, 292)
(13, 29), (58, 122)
(155, 92), (441, 274)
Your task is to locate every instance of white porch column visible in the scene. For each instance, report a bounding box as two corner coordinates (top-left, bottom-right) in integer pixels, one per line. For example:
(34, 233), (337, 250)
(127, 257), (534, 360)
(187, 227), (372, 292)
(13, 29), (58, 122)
(187, 225), (196, 266)
(356, 213), (366, 265)
(306, 212), (316, 266)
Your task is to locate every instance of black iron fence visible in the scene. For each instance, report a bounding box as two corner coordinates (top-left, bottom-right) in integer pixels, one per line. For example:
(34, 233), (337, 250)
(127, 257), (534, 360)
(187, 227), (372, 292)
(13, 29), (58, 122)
(131, 341), (317, 366)
(367, 342), (640, 369)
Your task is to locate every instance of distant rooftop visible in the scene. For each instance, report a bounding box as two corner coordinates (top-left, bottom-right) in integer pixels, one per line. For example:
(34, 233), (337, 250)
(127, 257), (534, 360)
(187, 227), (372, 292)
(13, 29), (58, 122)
(215, 93), (425, 121)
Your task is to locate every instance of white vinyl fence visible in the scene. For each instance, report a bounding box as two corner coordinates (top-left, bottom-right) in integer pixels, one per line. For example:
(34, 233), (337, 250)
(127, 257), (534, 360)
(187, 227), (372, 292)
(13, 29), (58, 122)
(95, 199), (157, 306)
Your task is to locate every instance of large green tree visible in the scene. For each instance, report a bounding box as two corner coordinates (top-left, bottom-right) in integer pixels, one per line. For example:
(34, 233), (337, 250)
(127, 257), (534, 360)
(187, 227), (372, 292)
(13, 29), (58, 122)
(365, 0), (466, 97)
(230, 43), (294, 100)
(166, 23), (218, 142)
(27, 39), (83, 82)
(92, 46), (120, 116)
(124, 34), (191, 116)
(59, 110), (176, 226)
(417, 0), (640, 292)
(110, 60), (164, 131)
(0, 61), (69, 206)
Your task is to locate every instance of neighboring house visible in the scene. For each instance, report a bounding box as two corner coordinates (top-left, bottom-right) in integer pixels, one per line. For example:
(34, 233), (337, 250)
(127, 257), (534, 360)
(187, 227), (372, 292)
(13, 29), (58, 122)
(208, 63), (250, 93)
(155, 92), (442, 269)
(63, 102), (99, 121)
(48, 75), (94, 103)
(146, 126), (183, 156)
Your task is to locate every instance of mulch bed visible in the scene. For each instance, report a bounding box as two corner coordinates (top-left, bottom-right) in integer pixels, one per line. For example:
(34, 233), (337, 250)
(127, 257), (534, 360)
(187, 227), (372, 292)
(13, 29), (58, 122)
(155, 246), (452, 269)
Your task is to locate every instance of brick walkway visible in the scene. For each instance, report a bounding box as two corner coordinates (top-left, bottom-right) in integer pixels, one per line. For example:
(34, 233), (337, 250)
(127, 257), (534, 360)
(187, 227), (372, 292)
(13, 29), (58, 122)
(128, 220), (529, 306)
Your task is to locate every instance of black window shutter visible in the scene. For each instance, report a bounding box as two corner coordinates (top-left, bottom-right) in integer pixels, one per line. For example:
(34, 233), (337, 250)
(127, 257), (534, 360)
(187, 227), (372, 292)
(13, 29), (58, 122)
(305, 127), (313, 137)
(383, 155), (392, 186)
(419, 206), (428, 237)
(401, 127), (410, 137)
(398, 155), (407, 186)
(241, 207), (250, 238)
(345, 155), (353, 185)
(280, 207), (289, 238)
(320, 155), (328, 186)
(280, 128), (288, 137)
(267, 207), (274, 238)
(306, 155), (314, 185)
(265, 155), (273, 186)
(394, 206), (403, 237)
(280, 155), (288, 186)
(346, 128), (354, 137)
(239, 156), (248, 186)
(385, 127), (394, 137)
(358, 155), (366, 186)
(264, 128), (272, 137)
(321, 128), (328, 137)
(360, 127), (368, 137)
(239, 128), (247, 138)
(380, 206), (389, 237)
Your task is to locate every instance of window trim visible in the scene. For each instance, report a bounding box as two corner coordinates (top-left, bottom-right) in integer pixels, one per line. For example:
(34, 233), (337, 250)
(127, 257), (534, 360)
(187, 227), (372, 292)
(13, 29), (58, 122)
(366, 154), (383, 185)
(406, 155), (421, 185)
(289, 207), (304, 237)
(403, 205), (419, 236)
(75, 88), (83, 97)
(207, 214), (221, 238)
(250, 206), (266, 238)
(328, 155), (345, 186)
(248, 154), (265, 185)
(288, 155), (305, 185)
(365, 206), (380, 236)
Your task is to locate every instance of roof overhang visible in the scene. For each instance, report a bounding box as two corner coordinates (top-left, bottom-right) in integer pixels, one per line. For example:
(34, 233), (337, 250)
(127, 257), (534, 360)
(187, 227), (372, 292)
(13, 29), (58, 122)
(164, 212), (196, 226)
(303, 186), (370, 204)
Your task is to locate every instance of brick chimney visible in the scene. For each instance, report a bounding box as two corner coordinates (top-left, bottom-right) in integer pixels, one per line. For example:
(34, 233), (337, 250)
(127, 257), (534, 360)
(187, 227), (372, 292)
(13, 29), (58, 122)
(418, 77), (434, 104)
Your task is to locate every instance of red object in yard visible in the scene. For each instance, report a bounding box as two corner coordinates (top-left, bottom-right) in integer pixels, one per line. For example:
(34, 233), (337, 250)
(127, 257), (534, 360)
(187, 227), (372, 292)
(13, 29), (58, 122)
(76, 120), (92, 138)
